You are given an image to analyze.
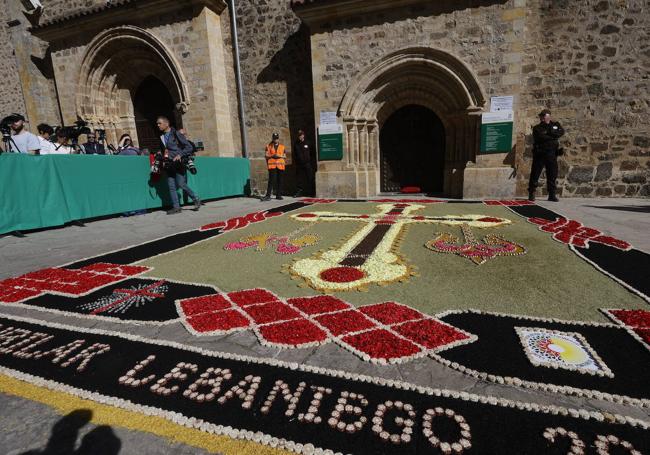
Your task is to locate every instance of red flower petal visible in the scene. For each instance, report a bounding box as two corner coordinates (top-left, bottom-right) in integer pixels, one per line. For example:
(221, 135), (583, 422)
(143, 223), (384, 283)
(359, 302), (424, 325)
(394, 319), (469, 350)
(228, 289), (278, 307)
(180, 294), (231, 317)
(315, 310), (376, 336)
(242, 301), (301, 325)
(287, 296), (350, 315)
(187, 309), (250, 333)
(342, 329), (421, 360)
(258, 319), (328, 346)
(320, 267), (365, 283)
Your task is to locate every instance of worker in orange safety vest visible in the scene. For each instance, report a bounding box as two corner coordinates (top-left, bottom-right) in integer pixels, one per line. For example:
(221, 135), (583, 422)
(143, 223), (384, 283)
(262, 132), (286, 201)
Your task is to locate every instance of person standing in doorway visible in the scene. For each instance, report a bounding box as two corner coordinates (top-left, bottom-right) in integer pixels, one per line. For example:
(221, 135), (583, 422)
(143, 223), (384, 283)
(293, 129), (314, 197)
(156, 116), (201, 214)
(262, 132), (286, 201)
(529, 109), (565, 202)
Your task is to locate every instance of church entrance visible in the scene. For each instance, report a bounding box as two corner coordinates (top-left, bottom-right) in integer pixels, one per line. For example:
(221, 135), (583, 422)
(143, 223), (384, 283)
(379, 105), (445, 194)
(133, 76), (178, 153)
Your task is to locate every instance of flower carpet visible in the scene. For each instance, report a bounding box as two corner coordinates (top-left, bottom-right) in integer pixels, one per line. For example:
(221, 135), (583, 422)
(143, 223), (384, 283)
(1, 199), (649, 454)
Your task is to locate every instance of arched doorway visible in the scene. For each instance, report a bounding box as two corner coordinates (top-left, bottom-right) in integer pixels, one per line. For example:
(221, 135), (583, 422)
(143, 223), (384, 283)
(336, 47), (486, 198)
(76, 26), (189, 147)
(379, 105), (445, 193)
(133, 76), (178, 153)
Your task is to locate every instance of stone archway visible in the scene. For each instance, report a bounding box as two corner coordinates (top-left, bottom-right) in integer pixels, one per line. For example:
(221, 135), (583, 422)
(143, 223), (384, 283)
(336, 47), (486, 198)
(76, 26), (189, 147)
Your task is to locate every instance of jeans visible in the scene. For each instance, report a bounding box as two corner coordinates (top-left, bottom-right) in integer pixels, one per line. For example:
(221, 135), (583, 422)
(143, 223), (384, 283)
(167, 169), (198, 208)
(528, 151), (559, 195)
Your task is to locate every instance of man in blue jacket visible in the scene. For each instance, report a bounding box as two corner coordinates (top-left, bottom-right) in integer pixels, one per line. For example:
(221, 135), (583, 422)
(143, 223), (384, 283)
(156, 116), (201, 215)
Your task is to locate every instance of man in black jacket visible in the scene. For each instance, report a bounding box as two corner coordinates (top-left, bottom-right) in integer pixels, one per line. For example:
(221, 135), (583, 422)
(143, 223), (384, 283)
(157, 116), (201, 215)
(529, 109), (565, 202)
(82, 132), (105, 155)
(293, 130), (314, 197)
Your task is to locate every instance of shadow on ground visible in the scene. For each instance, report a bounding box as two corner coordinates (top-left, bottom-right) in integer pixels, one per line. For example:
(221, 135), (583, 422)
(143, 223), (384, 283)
(21, 409), (121, 455)
(585, 205), (650, 214)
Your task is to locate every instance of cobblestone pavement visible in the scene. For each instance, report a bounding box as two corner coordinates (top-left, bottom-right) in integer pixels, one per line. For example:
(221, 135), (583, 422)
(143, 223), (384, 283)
(0, 196), (648, 454)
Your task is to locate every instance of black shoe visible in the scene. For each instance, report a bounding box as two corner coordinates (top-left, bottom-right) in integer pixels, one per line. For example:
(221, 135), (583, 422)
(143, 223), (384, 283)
(166, 207), (182, 215)
(548, 195), (559, 202)
(528, 192), (536, 202)
(276, 196), (284, 200)
(261, 195), (271, 201)
(193, 199), (201, 211)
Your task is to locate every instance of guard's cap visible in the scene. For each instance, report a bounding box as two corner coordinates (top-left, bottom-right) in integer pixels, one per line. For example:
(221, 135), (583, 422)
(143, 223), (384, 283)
(272, 132), (280, 139)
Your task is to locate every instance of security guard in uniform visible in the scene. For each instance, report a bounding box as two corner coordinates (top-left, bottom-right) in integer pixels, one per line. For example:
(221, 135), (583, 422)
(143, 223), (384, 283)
(529, 109), (565, 202)
(262, 132), (286, 201)
(293, 129), (314, 197)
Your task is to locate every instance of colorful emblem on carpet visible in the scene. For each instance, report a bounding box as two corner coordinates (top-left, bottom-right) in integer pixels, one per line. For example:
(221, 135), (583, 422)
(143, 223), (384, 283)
(224, 232), (320, 255)
(0, 315), (648, 455)
(515, 327), (613, 377)
(177, 289), (475, 364)
(528, 217), (632, 250)
(425, 223), (526, 265)
(435, 311), (650, 406)
(289, 203), (512, 291)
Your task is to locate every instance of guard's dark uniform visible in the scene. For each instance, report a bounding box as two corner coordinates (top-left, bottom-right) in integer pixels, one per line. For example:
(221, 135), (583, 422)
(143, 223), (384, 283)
(293, 138), (314, 197)
(529, 121), (565, 198)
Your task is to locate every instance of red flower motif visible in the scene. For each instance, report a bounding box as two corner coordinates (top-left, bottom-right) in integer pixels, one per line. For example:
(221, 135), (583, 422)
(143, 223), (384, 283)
(393, 319), (470, 350)
(342, 329), (421, 360)
(359, 302), (424, 325)
(319, 267), (365, 283)
(242, 301), (301, 325)
(228, 289), (278, 306)
(180, 294), (231, 317)
(258, 319), (328, 347)
(315, 310), (376, 336)
(609, 309), (650, 328)
(187, 309), (250, 333)
(287, 295), (349, 315)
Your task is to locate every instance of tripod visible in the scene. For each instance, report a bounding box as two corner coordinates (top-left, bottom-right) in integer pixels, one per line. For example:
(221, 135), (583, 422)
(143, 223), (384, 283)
(1, 133), (19, 154)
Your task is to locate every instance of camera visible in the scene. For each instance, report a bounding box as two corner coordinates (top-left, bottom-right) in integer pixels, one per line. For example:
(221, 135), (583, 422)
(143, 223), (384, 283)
(55, 120), (92, 144)
(1, 114), (23, 139)
(183, 155), (197, 174)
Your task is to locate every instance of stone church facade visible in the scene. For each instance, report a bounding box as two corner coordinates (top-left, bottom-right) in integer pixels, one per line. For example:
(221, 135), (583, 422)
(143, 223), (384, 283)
(1, 0), (648, 198)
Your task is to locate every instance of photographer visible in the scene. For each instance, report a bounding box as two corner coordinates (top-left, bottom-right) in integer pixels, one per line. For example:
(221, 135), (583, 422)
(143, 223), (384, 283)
(156, 116), (201, 215)
(3, 113), (40, 154)
(529, 109), (565, 202)
(82, 131), (105, 155)
(37, 124), (56, 155)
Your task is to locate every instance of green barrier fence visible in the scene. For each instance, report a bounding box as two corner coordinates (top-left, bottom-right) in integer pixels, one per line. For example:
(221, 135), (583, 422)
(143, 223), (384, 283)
(0, 154), (250, 234)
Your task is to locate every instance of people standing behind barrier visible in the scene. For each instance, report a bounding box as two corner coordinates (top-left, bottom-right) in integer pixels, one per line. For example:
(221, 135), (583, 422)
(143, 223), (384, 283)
(83, 132), (106, 155)
(117, 134), (140, 156)
(8, 114), (40, 154)
(36, 124), (56, 155)
(52, 129), (74, 154)
(262, 132), (286, 201)
(156, 116), (201, 215)
(293, 129), (314, 198)
(529, 109), (565, 202)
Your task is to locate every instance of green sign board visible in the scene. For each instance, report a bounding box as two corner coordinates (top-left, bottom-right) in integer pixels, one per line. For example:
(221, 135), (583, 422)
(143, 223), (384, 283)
(318, 124), (344, 161)
(480, 122), (514, 154)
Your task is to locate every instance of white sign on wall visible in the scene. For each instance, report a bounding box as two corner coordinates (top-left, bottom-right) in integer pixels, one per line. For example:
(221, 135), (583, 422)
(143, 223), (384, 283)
(320, 111), (338, 125)
(490, 96), (514, 112)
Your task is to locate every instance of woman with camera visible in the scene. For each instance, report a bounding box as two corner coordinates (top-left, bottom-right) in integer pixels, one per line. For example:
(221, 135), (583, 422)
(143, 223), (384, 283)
(116, 134), (140, 156)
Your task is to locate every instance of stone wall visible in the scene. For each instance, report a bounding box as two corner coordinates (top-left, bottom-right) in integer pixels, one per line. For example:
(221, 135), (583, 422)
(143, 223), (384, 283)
(519, 0), (650, 197)
(234, 0), (316, 194)
(0, 10), (27, 120)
